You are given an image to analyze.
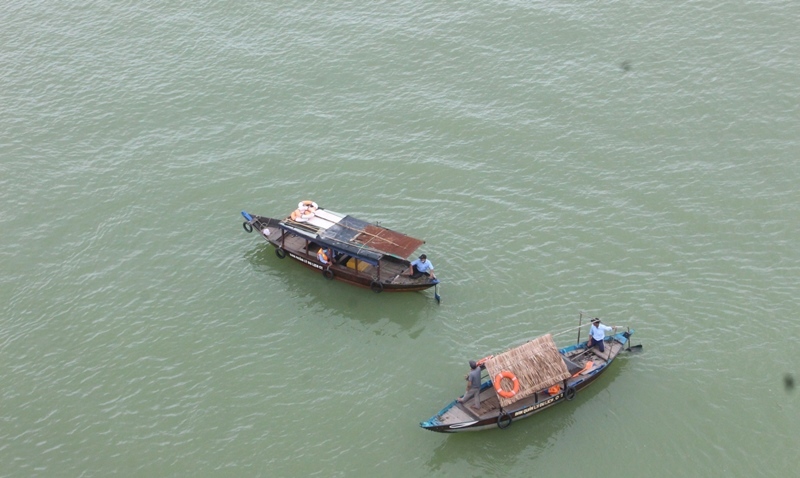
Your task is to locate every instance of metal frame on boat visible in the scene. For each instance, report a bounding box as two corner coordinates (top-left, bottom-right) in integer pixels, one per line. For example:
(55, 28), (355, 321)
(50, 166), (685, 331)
(420, 316), (640, 432)
(241, 203), (439, 296)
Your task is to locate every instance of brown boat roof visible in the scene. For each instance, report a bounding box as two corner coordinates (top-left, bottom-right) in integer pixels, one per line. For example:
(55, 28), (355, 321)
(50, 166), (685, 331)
(354, 223), (424, 259)
(282, 207), (425, 260)
(484, 334), (571, 408)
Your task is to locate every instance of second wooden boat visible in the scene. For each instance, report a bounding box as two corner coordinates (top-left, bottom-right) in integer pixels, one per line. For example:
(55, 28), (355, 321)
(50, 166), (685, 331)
(241, 201), (439, 295)
(420, 318), (639, 432)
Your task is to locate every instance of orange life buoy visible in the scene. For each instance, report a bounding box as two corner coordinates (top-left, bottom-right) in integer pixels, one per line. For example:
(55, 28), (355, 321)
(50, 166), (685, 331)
(548, 384), (562, 395)
(493, 371), (520, 398)
(291, 208), (310, 222)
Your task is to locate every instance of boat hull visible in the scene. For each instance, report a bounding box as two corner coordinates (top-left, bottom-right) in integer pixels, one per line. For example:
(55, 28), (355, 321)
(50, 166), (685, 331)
(420, 388), (570, 432)
(280, 247), (436, 292)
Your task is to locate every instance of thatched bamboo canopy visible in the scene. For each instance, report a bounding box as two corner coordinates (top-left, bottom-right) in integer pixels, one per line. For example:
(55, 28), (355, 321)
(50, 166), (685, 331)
(484, 334), (571, 407)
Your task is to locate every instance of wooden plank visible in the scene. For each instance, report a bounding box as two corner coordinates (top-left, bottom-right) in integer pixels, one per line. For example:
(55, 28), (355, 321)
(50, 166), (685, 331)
(441, 405), (474, 423)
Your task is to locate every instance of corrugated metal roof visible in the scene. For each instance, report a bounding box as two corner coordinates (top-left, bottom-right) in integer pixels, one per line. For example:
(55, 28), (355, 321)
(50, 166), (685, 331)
(280, 207), (425, 264)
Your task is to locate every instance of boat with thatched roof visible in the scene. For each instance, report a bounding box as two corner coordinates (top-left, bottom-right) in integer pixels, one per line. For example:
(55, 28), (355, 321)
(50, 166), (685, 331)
(420, 319), (639, 432)
(241, 202), (440, 298)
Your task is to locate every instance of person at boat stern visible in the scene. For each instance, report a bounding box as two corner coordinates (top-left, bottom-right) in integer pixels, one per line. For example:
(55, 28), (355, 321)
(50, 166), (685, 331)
(588, 318), (617, 353)
(457, 360), (482, 411)
(407, 254), (436, 280)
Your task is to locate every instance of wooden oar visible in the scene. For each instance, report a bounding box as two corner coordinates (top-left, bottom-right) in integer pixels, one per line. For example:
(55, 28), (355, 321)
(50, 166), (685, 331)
(568, 360), (594, 377)
(568, 346), (595, 362)
(623, 327), (642, 352)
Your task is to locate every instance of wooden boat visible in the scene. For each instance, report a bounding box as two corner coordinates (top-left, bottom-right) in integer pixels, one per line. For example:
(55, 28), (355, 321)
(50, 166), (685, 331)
(420, 319), (639, 432)
(241, 201), (439, 295)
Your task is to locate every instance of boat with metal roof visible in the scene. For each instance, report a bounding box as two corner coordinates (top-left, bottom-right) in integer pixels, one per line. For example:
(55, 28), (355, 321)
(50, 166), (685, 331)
(241, 202), (440, 296)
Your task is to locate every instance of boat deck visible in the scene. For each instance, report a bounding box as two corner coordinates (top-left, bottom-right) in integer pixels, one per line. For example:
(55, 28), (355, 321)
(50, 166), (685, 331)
(563, 339), (623, 365)
(441, 388), (502, 421)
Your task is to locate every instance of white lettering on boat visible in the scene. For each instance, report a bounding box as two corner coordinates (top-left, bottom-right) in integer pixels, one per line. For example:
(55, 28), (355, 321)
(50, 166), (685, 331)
(514, 393), (563, 417)
(289, 253), (324, 270)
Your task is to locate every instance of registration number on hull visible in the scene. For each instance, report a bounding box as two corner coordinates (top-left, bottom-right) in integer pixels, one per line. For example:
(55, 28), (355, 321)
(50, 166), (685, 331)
(514, 393), (563, 417)
(289, 252), (324, 270)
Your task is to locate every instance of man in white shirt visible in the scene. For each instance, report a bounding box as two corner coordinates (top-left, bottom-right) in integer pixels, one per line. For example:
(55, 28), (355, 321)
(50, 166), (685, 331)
(588, 318), (616, 353)
(406, 254), (436, 280)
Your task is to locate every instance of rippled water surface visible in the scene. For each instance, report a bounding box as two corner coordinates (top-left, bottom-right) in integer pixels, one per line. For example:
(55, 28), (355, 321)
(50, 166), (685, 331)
(2, 1), (798, 476)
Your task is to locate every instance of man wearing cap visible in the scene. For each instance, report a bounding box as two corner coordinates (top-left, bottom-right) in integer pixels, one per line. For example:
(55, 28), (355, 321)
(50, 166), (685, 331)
(406, 254), (436, 280)
(588, 318), (617, 353)
(457, 360), (482, 412)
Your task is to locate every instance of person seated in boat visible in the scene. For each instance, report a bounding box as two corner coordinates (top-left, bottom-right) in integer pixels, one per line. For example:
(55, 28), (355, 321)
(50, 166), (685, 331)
(406, 254), (436, 280)
(317, 247), (333, 268)
(457, 360), (482, 411)
(588, 318), (617, 353)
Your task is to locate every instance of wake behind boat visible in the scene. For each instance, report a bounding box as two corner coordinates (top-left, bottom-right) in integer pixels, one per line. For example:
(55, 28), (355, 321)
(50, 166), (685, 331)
(420, 317), (640, 432)
(241, 201), (440, 297)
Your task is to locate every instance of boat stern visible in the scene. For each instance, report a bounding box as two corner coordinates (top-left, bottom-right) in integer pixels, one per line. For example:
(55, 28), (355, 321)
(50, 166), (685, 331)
(419, 417), (444, 432)
(420, 400), (460, 433)
(419, 400), (487, 433)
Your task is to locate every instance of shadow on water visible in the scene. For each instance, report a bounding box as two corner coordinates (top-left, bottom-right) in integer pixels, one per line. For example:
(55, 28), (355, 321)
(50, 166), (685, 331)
(423, 410), (576, 474)
(243, 244), (437, 338)
(422, 360), (634, 474)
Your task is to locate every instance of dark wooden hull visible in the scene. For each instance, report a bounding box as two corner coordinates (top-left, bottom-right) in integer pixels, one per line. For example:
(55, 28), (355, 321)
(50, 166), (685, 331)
(420, 330), (634, 432)
(242, 213), (437, 293)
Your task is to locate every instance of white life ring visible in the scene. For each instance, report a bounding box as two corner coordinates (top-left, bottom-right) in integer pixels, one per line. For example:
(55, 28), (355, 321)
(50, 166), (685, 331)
(298, 200), (318, 213)
(291, 209), (309, 222)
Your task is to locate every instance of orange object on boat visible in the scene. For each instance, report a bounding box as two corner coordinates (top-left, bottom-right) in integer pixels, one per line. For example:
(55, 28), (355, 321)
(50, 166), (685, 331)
(493, 371), (520, 398)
